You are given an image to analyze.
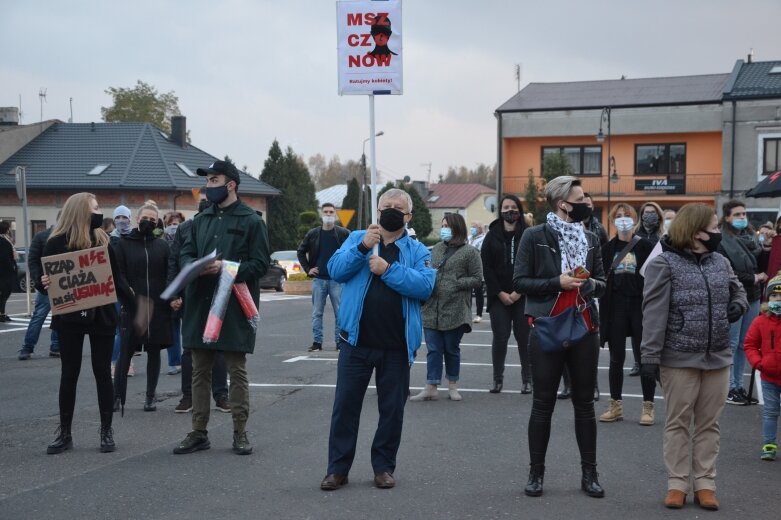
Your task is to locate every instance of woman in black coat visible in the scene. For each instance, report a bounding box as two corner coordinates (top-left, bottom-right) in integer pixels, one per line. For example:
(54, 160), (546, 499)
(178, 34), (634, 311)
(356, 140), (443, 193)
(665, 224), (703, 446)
(113, 203), (172, 412)
(513, 176), (607, 498)
(41, 193), (133, 454)
(0, 220), (18, 321)
(481, 194), (530, 394)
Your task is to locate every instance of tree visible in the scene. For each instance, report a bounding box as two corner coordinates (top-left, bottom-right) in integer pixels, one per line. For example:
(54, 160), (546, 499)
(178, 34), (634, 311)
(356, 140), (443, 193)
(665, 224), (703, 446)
(341, 178), (361, 230)
(441, 163), (496, 188)
(378, 181), (433, 239)
(260, 140), (317, 251)
(542, 152), (573, 182)
(101, 80), (183, 134)
(308, 154), (364, 190)
(524, 168), (547, 225)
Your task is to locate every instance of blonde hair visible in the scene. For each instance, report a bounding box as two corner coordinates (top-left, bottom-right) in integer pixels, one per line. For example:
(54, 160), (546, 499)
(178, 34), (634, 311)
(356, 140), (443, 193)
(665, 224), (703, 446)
(137, 202), (159, 219)
(634, 201), (665, 239)
(608, 203), (638, 221)
(50, 193), (109, 251)
(667, 203), (715, 251)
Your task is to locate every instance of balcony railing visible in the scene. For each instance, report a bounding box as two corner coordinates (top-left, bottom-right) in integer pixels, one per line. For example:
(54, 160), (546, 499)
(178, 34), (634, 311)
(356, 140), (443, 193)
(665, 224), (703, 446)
(505, 172), (721, 198)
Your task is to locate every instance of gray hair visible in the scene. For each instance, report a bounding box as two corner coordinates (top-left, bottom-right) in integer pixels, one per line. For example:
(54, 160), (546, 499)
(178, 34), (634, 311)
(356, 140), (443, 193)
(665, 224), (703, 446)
(378, 188), (413, 212)
(544, 176), (581, 209)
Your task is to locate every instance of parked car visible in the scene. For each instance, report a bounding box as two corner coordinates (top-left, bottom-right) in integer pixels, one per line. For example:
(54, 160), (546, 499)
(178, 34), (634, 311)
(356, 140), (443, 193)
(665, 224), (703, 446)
(15, 248), (32, 293)
(270, 250), (303, 277)
(259, 259), (287, 292)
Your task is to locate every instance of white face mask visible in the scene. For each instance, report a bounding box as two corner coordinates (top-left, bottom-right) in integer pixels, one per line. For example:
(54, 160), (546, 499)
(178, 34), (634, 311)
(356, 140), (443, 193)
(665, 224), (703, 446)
(322, 215), (336, 225)
(614, 217), (635, 233)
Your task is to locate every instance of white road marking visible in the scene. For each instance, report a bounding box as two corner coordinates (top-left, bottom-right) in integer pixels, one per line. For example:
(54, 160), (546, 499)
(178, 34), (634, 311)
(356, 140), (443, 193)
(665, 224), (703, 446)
(283, 355), (311, 363)
(0, 328), (29, 334)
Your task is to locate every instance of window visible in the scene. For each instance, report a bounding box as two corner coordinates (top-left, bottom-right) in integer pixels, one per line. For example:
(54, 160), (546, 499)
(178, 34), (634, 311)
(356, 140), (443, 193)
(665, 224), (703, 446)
(87, 164), (110, 176)
(31, 220), (47, 236)
(176, 162), (197, 177)
(635, 144), (686, 175)
(541, 146), (602, 176)
(764, 138), (781, 175)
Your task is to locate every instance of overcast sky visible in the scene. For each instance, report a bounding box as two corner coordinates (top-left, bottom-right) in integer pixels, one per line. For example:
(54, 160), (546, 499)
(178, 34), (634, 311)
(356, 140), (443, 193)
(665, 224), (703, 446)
(2, 0), (778, 185)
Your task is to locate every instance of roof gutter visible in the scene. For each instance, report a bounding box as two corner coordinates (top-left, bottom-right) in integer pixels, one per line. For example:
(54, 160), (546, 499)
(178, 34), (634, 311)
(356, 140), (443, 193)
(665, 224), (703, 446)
(495, 99), (724, 115)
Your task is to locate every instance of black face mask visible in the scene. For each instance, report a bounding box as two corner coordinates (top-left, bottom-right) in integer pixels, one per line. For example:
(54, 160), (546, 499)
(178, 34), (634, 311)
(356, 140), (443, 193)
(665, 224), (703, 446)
(198, 200), (212, 213)
(642, 212), (659, 228)
(205, 185), (229, 204)
(90, 213), (104, 230)
(501, 210), (520, 224)
(139, 220), (156, 236)
(700, 230), (722, 253)
(562, 201), (592, 223)
(379, 208), (406, 232)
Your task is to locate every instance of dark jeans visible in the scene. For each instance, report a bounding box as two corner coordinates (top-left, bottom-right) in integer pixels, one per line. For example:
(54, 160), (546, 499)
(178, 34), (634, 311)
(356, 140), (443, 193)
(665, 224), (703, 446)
(58, 331), (114, 425)
(115, 344), (163, 399)
(0, 287), (11, 314)
(489, 298), (530, 383)
(472, 284), (484, 317)
(181, 348), (228, 400)
(327, 343), (410, 475)
(528, 328), (599, 466)
(606, 294), (656, 401)
(22, 290), (59, 353)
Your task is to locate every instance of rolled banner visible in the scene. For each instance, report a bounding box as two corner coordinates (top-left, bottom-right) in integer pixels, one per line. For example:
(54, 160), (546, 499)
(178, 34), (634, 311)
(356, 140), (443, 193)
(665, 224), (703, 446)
(232, 282), (259, 331)
(203, 261), (240, 343)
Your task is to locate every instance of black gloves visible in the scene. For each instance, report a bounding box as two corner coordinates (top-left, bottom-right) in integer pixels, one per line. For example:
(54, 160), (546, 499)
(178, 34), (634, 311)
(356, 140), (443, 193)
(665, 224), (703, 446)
(727, 302), (745, 323)
(640, 363), (660, 381)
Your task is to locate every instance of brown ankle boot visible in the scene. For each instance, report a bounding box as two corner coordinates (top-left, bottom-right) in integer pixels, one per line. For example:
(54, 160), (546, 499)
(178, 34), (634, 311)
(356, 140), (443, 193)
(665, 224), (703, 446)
(694, 489), (719, 510)
(664, 489), (686, 509)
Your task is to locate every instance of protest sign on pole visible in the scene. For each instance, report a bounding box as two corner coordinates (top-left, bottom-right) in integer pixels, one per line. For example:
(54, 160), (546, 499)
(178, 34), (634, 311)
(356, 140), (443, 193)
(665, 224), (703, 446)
(42, 245), (117, 315)
(337, 0), (403, 95)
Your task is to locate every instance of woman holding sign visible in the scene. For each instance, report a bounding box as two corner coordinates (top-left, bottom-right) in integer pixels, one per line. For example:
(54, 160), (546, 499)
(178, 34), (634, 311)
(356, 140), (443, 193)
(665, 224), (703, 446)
(41, 193), (132, 455)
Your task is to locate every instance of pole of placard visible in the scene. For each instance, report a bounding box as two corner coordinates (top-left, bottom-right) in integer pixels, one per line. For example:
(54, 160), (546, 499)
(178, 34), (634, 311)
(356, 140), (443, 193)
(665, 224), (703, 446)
(368, 94), (379, 255)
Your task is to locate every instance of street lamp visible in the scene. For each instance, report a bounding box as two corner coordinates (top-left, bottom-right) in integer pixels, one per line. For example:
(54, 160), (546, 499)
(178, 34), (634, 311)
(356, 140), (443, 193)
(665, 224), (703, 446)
(596, 107), (617, 233)
(358, 131), (384, 229)
(6, 166), (31, 315)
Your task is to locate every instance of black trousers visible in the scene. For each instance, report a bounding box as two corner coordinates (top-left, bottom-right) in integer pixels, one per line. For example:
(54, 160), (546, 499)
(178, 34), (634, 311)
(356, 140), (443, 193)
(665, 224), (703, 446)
(489, 298), (530, 383)
(472, 284), (484, 317)
(58, 331), (114, 425)
(114, 344), (163, 400)
(606, 295), (656, 401)
(528, 329), (599, 466)
(0, 286), (11, 314)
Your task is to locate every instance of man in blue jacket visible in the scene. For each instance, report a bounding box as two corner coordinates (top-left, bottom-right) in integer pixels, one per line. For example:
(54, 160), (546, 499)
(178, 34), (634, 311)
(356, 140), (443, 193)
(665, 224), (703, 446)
(320, 188), (435, 491)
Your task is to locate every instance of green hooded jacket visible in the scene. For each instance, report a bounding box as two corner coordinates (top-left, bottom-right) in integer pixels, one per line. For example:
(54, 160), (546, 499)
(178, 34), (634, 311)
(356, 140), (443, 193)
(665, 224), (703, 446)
(180, 199), (270, 353)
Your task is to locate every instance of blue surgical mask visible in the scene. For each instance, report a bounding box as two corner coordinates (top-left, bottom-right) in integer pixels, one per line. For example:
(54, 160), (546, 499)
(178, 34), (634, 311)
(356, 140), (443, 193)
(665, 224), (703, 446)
(769, 301), (781, 315)
(614, 217), (635, 233)
(440, 227), (453, 242)
(731, 218), (748, 230)
(469, 227), (477, 237)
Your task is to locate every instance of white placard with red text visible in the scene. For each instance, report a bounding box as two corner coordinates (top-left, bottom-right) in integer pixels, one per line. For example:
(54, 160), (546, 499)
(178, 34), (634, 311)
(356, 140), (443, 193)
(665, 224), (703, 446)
(337, 0), (403, 95)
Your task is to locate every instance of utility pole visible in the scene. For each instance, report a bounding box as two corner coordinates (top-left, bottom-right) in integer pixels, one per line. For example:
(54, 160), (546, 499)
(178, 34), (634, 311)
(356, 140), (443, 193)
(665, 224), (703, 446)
(422, 162), (432, 185)
(515, 63), (522, 92)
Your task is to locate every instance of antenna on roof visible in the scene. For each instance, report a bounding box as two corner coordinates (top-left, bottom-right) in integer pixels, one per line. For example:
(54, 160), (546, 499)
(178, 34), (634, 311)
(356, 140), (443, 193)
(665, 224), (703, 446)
(421, 162), (432, 184)
(515, 63), (522, 92)
(68, 97), (73, 123)
(38, 88), (47, 122)
(18, 94), (23, 124)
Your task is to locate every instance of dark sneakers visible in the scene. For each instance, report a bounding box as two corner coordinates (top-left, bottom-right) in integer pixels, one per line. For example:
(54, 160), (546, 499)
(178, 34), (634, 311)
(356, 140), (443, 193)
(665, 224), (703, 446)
(232, 431), (253, 455)
(726, 389), (746, 405)
(215, 395), (231, 413)
(175, 396), (193, 413)
(173, 430), (210, 454)
(17, 349), (33, 360)
(308, 342), (323, 352)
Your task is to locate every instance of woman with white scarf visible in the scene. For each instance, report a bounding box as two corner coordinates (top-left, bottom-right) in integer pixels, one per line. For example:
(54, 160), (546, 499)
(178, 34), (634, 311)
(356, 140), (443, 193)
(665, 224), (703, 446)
(513, 176), (607, 499)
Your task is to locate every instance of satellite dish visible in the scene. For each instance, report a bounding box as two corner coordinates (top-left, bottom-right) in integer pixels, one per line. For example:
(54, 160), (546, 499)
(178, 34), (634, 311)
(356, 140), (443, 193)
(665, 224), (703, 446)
(403, 175), (411, 183)
(484, 195), (497, 214)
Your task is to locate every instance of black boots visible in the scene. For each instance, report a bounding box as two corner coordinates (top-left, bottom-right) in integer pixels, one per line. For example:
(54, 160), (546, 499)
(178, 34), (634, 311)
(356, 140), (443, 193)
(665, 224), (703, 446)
(100, 425), (116, 453)
(524, 464), (545, 497)
(144, 395), (157, 412)
(489, 379), (503, 394)
(581, 463), (605, 498)
(46, 421), (73, 455)
(521, 381), (532, 394)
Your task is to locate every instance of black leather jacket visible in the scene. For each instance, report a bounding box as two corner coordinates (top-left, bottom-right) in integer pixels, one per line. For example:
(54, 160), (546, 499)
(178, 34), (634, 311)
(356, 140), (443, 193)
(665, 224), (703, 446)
(513, 223), (606, 318)
(297, 226), (350, 274)
(29, 227), (52, 292)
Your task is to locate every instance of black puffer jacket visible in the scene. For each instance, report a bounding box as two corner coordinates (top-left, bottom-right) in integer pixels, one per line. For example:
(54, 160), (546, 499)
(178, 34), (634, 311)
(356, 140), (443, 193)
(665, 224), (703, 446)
(481, 218), (527, 313)
(115, 230), (172, 347)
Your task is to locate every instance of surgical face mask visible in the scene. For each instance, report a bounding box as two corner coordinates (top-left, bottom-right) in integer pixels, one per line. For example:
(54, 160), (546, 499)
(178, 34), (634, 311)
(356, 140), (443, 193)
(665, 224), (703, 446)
(165, 224), (178, 238)
(115, 219), (132, 235)
(469, 227), (477, 237)
(205, 184), (229, 204)
(440, 227), (453, 242)
(731, 218), (748, 231)
(562, 201), (592, 223)
(768, 301), (781, 315)
(322, 215), (336, 226)
(642, 212), (659, 228)
(664, 218), (673, 231)
(614, 217), (635, 233)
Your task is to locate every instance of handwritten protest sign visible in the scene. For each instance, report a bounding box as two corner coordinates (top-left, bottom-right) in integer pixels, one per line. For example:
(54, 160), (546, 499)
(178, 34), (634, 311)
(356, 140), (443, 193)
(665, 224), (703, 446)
(337, 0), (403, 95)
(42, 246), (117, 315)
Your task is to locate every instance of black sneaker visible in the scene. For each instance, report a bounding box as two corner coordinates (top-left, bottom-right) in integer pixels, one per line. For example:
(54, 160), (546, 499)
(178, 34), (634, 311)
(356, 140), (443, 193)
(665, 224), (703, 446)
(215, 396), (231, 413)
(308, 342), (322, 352)
(737, 387), (759, 405)
(173, 430), (210, 454)
(175, 396), (193, 413)
(726, 389), (746, 405)
(232, 430), (253, 455)
(49, 351), (60, 358)
(18, 349), (33, 360)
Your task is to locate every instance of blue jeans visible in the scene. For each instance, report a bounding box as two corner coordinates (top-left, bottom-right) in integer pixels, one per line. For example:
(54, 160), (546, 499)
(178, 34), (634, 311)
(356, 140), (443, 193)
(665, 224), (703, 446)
(111, 302), (122, 363)
(762, 380), (781, 445)
(22, 291), (59, 353)
(312, 278), (342, 345)
(327, 343), (410, 475)
(729, 299), (760, 390)
(167, 318), (182, 367)
(423, 327), (465, 384)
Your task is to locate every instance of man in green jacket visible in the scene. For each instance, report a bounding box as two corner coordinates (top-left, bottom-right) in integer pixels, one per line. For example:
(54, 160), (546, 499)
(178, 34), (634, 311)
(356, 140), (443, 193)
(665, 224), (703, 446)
(173, 160), (270, 456)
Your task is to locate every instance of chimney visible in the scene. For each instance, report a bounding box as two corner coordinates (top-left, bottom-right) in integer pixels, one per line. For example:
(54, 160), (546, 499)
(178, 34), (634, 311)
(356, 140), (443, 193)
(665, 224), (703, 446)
(748, 48), (754, 63)
(171, 116), (186, 147)
(0, 107), (20, 126)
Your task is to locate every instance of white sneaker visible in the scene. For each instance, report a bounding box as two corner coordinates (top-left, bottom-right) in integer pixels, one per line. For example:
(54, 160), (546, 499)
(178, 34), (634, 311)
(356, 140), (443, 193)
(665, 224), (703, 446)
(410, 384), (439, 401)
(472, 315), (482, 323)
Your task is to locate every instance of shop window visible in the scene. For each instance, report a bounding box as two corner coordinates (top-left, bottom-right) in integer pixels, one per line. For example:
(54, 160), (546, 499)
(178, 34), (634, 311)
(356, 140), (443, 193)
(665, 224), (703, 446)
(635, 144), (686, 175)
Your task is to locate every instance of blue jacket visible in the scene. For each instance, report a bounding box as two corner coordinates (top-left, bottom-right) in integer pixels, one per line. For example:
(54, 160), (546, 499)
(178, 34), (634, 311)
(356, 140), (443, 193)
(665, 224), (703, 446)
(328, 230), (435, 363)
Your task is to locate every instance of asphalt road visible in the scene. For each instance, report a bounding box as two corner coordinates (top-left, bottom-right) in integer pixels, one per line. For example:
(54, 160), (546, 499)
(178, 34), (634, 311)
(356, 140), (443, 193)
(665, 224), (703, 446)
(0, 292), (778, 520)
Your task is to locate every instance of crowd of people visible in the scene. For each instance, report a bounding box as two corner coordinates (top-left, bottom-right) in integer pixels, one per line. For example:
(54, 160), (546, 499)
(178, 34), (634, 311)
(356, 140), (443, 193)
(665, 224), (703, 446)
(4, 169), (781, 509)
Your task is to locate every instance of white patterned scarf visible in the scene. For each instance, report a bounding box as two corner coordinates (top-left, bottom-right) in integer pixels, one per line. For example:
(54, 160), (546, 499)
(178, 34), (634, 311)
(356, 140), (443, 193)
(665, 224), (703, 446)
(546, 212), (588, 273)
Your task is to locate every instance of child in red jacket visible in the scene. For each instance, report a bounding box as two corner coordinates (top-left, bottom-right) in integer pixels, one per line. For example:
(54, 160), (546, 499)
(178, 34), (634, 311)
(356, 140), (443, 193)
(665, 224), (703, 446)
(744, 275), (781, 461)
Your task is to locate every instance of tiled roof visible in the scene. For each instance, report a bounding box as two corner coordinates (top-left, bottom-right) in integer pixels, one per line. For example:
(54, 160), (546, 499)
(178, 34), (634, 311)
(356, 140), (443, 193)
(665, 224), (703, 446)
(425, 183), (495, 209)
(0, 122), (279, 196)
(497, 74), (730, 112)
(725, 60), (781, 99)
